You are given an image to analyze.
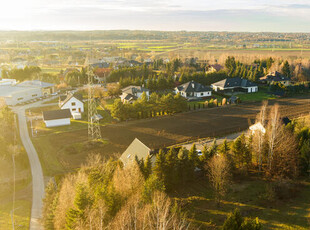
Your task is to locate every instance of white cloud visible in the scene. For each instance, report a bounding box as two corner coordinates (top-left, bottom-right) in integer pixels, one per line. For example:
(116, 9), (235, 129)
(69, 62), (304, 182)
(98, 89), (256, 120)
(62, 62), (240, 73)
(0, 0), (309, 31)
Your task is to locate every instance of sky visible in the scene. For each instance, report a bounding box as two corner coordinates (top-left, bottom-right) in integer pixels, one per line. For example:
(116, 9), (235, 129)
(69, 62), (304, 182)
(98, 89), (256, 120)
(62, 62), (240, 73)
(0, 0), (310, 32)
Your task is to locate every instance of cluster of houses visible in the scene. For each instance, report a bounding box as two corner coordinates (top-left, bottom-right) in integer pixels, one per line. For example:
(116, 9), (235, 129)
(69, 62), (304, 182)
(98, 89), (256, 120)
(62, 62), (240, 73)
(119, 70), (292, 104)
(42, 93), (85, 127)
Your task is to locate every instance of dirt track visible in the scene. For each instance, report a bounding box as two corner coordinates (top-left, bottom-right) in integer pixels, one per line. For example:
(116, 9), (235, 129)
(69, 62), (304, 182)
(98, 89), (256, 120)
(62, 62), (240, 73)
(100, 96), (310, 154)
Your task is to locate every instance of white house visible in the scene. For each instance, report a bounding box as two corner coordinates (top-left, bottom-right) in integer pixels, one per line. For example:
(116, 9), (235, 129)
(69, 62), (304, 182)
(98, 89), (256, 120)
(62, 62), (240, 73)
(59, 94), (84, 116)
(120, 85), (150, 103)
(249, 122), (266, 135)
(212, 77), (258, 93)
(175, 80), (212, 99)
(43, 109), (71, 127)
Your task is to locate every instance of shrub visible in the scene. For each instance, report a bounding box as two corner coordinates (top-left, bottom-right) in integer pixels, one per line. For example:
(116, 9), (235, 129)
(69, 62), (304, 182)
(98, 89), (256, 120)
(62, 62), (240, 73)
(222, 209), (262, 230)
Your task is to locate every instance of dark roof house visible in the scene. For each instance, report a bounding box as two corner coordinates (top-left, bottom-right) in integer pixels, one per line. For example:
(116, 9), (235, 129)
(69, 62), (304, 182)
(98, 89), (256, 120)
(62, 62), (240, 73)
(212, 77), (258, 93)
(260, 71), (290, 84)
(43, 109), (71, 121)
(175, 80), (212, 93)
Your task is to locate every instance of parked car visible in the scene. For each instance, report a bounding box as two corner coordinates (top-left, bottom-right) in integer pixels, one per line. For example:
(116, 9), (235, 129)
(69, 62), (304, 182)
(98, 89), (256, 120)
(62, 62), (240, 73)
(197, 150), (202, 156)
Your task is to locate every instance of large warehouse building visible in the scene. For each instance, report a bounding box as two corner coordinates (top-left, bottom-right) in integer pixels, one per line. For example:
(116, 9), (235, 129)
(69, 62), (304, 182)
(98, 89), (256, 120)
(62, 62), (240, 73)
(0, 80), (55, 105)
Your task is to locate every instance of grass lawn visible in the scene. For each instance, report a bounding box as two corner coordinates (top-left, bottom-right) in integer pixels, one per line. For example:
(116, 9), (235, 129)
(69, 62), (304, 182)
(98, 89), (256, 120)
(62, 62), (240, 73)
(0, 150), (31, 230)
(173, 175), (310, 229)
(29, 103), (114, 176)
(238, 91), (276, 102)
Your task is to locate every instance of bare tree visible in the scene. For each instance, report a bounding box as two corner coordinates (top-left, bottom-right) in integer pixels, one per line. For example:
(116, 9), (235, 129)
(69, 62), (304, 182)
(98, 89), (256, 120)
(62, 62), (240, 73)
(267, 104), (282, 170)
(252, 101), (268, 171)
(208, 155), (231, 205)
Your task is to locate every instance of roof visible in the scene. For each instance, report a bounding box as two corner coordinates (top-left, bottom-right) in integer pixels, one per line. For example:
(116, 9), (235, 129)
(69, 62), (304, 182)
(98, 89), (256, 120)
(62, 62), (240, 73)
(121, 93), (137, 101)
(18, 80), (55, 88)
(209, 64), (224, 71)
(0, 85), (40, 97)
(60, 93), (83, 106)
(43, 109), (71, 121)
(260, 71), (290, 82)
(212, 77), (257, 88)
(121, 85), (149, 95)
(120, 138), (151, 167)
(175, 80), (212, 93)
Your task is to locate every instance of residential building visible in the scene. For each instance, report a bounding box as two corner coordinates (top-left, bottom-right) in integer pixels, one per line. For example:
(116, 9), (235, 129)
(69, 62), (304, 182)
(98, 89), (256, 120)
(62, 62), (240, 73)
(59, 93), (84, 115)
(212, 77), (258, 93)
(43, 109), (71, 127)
(120, 138), (155, 167)
(175, 80), (212, 99)
(120, 85), (150, 103)
(259, 71), (291, 86)
(206, 64), (224, 73)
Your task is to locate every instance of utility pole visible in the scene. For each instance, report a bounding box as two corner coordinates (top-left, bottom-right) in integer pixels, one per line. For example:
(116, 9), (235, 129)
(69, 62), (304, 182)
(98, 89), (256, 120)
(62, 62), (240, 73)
(87, 67), (101, 141)
(11, 114), (17, 230)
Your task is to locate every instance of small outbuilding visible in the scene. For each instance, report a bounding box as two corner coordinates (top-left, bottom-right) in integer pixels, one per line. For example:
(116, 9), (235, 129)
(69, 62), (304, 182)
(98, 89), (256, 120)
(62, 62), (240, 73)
(43, 109), (71, 127)
(120, 138), (155, 167)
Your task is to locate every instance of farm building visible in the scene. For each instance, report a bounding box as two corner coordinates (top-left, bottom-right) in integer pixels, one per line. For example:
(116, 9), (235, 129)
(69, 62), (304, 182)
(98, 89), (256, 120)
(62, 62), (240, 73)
(120, 138), (155, 167)
(259, 71), (291, 86)
(175, 80), (212, 99)
(59, 93), (84, 115)
(212, 77), (258, 93)
(43, 109), (71, 127)
(120, 85), (150, 103)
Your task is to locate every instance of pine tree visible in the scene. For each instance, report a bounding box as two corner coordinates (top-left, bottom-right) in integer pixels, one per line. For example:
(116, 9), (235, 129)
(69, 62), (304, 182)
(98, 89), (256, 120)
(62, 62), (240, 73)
(218, 139), (230, 156)
(282, 60), (291, 78)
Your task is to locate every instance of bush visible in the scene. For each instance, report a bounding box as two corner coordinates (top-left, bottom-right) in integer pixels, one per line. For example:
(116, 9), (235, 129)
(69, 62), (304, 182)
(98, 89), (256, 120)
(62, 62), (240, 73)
(222, 209), (262, 230)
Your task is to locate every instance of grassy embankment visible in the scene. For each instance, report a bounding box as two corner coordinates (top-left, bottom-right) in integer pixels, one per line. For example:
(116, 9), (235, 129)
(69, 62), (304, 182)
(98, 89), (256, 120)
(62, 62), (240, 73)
(0, 122), (31, 230)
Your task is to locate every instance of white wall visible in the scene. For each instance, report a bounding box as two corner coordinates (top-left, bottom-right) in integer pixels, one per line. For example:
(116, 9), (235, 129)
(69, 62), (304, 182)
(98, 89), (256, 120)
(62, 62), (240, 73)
(194, 91), (212, 98)
(247, 86), (258, 93)
(4, 88), (43, 105)
(61, 97), (84, 114)
(44, 118), (71, 127)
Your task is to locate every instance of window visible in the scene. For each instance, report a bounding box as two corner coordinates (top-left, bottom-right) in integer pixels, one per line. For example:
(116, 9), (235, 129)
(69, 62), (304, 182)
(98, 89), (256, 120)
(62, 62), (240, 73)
(201, 93), (203, 96)
(71, 102), (76, 106)
(32, 94), (37, 97)
(72, 108), (76, 111)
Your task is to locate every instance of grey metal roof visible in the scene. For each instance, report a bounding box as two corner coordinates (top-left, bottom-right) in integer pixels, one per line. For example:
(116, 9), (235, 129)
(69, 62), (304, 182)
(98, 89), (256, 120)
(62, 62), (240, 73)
(212, 77), (257, 88)
(176, 80), (212, 93)
(121, 85), (149, 95)
(43, 109), (71, 121)
(18, 80), (55, 88)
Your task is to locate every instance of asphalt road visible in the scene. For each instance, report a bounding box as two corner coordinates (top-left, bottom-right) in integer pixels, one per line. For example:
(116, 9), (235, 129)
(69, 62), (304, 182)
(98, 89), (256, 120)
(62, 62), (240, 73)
(13, 98), (57, 230)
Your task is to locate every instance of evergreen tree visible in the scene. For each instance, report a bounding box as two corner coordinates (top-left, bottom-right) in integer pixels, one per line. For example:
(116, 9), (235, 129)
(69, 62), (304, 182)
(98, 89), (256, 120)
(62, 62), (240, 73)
(282, 60), (291, 78)
(218, 139), (230, 156)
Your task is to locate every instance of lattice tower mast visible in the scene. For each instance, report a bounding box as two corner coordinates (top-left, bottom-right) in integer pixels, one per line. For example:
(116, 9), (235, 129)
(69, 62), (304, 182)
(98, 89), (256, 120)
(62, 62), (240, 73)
(87, 52), (101, 140)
